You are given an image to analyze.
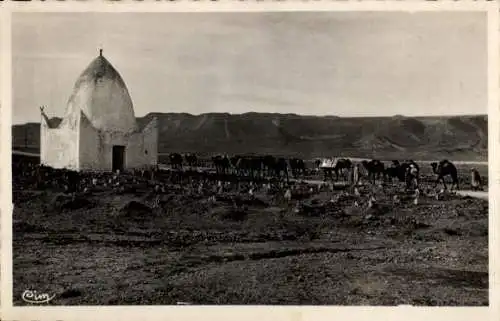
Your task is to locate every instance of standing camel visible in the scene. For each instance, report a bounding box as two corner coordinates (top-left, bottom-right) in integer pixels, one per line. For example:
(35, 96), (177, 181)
(385, 160), (403, 183)
(361, 160), (385, 184)
(237, 156), (263, 179)
(230, 155), (242, 175)
(212, 155), (231, 175)
(288, 158), (306, 178)
(333, 158), (353, 182)
(169, 153), (183, 170)
(431, 160), (459, 191)
(274, 157), (289, 182)
(262, 155), (277, 178)
(184, 153), (198, 169)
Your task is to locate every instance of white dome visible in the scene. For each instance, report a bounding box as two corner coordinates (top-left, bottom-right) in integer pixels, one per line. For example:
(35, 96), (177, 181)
(61, 51), (138, 133)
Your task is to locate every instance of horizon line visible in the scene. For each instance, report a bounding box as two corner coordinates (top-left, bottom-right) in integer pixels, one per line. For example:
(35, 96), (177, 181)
(11, 111), (487, 126)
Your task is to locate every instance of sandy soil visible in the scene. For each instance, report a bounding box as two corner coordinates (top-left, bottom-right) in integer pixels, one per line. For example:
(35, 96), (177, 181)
(12, 164), (488, 306)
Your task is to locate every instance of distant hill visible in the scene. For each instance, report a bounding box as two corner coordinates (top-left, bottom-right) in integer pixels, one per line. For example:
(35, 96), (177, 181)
(12, 112), (488, 162)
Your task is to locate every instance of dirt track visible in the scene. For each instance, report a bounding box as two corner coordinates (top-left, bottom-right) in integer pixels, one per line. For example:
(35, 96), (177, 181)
(12, 162), (488, 306)
(456, 191), (488, 200)
(294, 178), (489, 200)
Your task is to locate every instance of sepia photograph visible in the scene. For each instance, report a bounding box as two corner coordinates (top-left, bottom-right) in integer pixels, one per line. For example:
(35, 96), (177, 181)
(7, 7), (493, 308)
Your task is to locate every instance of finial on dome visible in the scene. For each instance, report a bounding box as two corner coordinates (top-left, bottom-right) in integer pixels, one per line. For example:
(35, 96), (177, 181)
(99, 48), (103, 57)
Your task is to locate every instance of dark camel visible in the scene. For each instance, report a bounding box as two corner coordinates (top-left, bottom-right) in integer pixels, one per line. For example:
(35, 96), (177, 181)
(431, 160), (459, 191)
(384, 160), (419, 188)
(184, 153), (198, 168)
(212, 155), (231, 175)
(385, 160), (404, 182)
(361, 160), (385, 184)
(262, 155), (277, 178)
(274, 157), (289, 182)
(169, 153), (183, 170)
(235, 156), (263, 178)
(288, 158), (306, 178)
(333, 158), (352, 181)
(230, 155), (242, 175)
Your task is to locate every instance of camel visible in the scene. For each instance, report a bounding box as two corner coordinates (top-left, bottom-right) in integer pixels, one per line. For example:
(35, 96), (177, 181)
(169, 153), (183, 170)
(431, 160), (459, 191)
(236, 156), (263, 178)
(212, 155), (231, 175)
(252, 156), (265, 178)
(312, 158), (323, 175)
(385, 160), (404, 183)
(261, 155), (289, 180)
(274, 157), (289, 182)
(235, 157), (250, 177)
(361, 159), (385, 184)
(184, 153), (198, 169)
(230, 155), (242, 175)
(320, 158), (352, 181)
(384, 160), (419, 188)
(333, 158), (352, 181)
(288, 158), (306, 178)
(262, 155), (277, 177)
(319, 158), (334, 181)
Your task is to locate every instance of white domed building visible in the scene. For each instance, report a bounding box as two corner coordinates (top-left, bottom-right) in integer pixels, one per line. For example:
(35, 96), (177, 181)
(40, 50), (158, 171)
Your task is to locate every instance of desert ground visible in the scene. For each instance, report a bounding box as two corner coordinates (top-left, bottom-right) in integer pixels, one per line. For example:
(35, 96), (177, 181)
(12, 155), (488, 306)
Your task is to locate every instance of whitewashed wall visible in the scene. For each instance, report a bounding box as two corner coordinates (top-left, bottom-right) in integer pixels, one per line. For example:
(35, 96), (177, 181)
(79, 111), (103, 170)
(77, 115), (158, 171)
(40, 116), (78, 170)
(140, 117), (158, 167)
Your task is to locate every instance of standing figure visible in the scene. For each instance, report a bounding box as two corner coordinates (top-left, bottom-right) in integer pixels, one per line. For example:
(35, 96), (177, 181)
(351, 163), (360, 188)
(471, 168), (483, 191)
(406, 163), (419, 190)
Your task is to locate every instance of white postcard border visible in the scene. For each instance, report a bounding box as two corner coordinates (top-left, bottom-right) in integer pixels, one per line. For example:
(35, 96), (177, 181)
(1, 2), (498, 321)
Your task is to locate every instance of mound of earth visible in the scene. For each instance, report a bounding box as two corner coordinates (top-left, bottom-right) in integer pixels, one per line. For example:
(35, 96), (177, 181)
(49, 194), (94, 212)
(117, 201), (153, 220)
(212, 206), (249, 221)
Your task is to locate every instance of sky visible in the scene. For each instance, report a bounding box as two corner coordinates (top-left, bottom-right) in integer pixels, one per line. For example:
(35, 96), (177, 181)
(12, 11), (487, 125)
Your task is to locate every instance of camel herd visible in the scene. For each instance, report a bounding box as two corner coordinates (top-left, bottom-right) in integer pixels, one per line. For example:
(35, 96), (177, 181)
(166, 153), (484, 192)
(11, 152), (484, 199)
(325, 158), (484, 191)
(315, 158), (462, 190)
(169, 153), (304, 180)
